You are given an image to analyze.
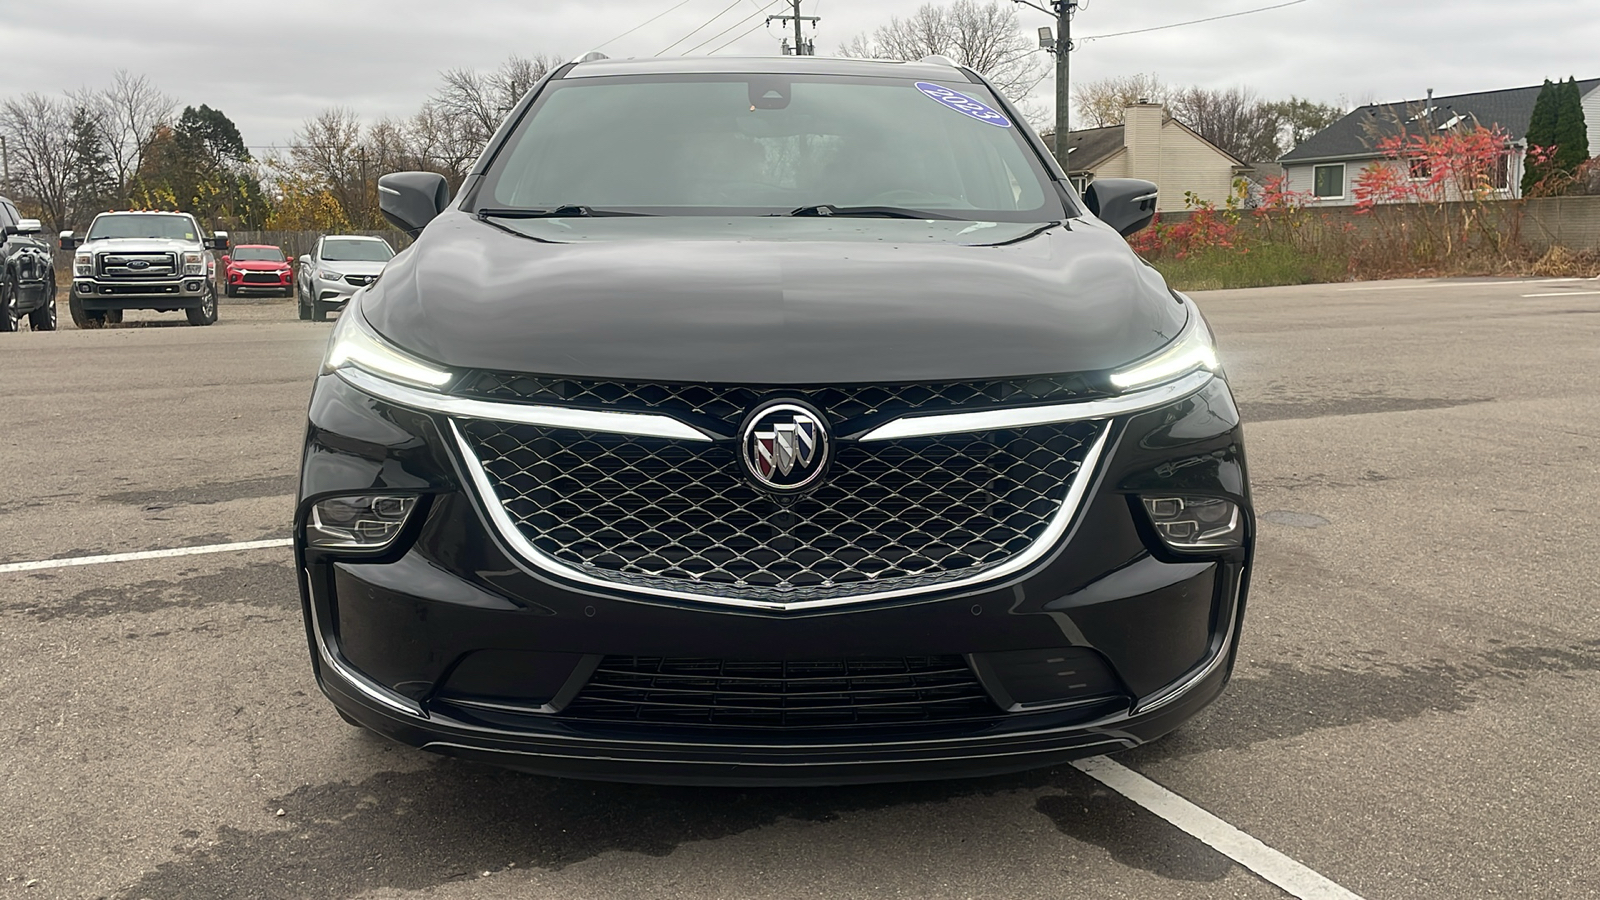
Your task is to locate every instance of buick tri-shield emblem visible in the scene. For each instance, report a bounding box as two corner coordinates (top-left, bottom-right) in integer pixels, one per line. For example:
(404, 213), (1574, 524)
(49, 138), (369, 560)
(741, 403), (830, 491)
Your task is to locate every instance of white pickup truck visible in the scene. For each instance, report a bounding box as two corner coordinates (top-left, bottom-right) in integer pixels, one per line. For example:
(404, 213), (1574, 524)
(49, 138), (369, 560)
(59, 211), (227, 327)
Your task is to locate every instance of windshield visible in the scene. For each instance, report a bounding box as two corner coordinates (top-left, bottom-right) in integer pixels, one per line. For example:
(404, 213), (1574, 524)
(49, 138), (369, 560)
(478, 74), (1064, 222)
(86, 214), (200, 241)
(321, 239), (394, 262)
(233, 247), (285, 262)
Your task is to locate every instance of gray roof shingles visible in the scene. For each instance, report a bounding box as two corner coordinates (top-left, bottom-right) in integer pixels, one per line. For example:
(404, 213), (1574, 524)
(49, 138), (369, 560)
(1280, 78), (1600, 163)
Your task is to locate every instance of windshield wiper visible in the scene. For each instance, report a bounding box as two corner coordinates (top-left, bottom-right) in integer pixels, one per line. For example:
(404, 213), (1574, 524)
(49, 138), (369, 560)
(782, 204), (958, 220)
(476, 205), (648, 219)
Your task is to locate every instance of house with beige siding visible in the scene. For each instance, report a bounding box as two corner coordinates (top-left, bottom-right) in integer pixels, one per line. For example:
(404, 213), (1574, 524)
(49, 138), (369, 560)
(1281, 78), (1600, 204)
(1045, 103), (1246, 212)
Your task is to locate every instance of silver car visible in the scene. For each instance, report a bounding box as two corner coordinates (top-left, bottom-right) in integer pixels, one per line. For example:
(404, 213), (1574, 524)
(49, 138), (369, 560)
(296, 235), (395, 321)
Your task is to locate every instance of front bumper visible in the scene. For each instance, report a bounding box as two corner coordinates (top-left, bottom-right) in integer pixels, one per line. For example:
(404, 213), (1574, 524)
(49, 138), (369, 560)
(229, 270), (292, 292)
(73, 278), (209, 310)
(297, 372), (1252, 785)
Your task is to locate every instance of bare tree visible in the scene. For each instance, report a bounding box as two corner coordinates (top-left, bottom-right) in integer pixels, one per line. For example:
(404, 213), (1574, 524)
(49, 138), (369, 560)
(75, 71), (175, 203)
(839, 0), (1044, 103)
(290, 108), (366, 221)
(1073, 73), (1171, 128)
(1169, 86), (1285, 163)
(404, 103), (480, 186)
(430, 54), (557, 153)
(0, 94), (80, 233)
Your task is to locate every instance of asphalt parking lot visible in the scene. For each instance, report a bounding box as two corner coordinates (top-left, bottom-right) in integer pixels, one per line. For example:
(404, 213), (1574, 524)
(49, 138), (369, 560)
(2, 276), (1598, 899)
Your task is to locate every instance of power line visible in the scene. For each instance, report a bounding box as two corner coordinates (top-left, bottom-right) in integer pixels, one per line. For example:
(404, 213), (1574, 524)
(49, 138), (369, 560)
(1079, 0), (1310, 42)
(656, 0), (746, 56)
(685, 0), (786, 55)
(594, 0), (699, 50)
(708, 13), (781, 54)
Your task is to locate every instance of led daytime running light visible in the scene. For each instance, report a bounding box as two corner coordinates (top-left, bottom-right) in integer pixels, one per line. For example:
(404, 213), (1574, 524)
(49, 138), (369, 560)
(1109, 308), (1219, 392)
(324, 307), (451, 390)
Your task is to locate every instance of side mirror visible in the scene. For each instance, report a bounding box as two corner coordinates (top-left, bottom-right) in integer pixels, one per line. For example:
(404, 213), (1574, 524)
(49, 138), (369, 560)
(60, 231), (80, 251)
(209, 231), (230, 251)
(1083, 178), (1158, 237)
(298, 254), (311, 266)
(379, 171), (450, 237)
(8, 218), (42, 236)
(221, 255), (232, 266)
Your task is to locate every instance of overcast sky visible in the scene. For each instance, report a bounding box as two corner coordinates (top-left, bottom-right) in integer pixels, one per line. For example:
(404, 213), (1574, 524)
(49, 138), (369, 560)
(4, 0), (1597, 150)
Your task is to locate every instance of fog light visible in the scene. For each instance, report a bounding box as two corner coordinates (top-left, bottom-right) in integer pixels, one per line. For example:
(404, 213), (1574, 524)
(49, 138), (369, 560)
(1141, 496), (1243, 550)
(306, 495), (419, 550)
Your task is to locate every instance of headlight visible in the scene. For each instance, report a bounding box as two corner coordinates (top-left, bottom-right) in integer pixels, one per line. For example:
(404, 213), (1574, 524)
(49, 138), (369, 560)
(182, 250), (205, 276)
(319, 269), (343, 281)
(323, 303), (452, 390)
(74, 253), (93, 277)
(1110, 305), (1219, 392)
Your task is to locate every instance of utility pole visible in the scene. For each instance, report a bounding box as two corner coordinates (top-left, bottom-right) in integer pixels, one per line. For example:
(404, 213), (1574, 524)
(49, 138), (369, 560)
(1054, 1), (1077, 164)
(768, 0), (819, 56)
(1017, 0), (1077, 164)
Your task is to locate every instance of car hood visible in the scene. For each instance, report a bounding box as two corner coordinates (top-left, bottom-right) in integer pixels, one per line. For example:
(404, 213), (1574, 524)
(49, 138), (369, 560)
(363, 212), (1187, 384)
(82, 238), (197, 254)
(232, 260), (290, 270)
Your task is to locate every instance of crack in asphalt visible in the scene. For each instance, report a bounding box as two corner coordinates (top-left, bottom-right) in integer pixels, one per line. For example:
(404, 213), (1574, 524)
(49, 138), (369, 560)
(99, 474), (298, 509)
(10, 562), (296, 620)
(1237, 396), (1490, 423)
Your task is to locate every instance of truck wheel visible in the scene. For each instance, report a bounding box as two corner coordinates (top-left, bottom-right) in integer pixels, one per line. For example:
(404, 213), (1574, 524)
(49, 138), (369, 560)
(104, 309), (123, 324)
(186, 283), (218, 326)
(68, 292), (106, 328)
(28, 273), (57, 331)
(0, 275), (19, 332)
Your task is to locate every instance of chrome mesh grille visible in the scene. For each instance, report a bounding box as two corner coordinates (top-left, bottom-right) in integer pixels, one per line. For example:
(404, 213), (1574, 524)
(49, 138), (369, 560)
(560, 656), (998, 728)
(460, 418), (1100, 601)
(456, 372), (1104, 430)
(97, 252), (177, 279)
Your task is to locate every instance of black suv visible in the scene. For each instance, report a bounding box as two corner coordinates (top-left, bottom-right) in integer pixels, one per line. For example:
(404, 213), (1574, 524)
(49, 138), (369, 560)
(0, 197), (57, 331)
(297, 56), (1253, 785)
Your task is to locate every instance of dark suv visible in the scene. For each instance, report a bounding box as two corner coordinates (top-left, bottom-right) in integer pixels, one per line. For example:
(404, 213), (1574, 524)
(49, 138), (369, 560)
(1, 197), (57, 332)
(297, 55), (1253, 785)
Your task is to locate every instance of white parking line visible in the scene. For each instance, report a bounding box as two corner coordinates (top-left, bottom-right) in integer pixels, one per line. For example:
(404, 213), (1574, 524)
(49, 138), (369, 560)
(1520, 290), (1600, 298)
(1073, 757), (1365, 900)
(1338, 278), (1579, 292)
(0, 539), (293, 574)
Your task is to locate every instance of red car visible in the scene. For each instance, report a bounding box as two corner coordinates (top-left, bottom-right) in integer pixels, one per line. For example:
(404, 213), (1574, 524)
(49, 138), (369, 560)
(222, 244), (294, 297)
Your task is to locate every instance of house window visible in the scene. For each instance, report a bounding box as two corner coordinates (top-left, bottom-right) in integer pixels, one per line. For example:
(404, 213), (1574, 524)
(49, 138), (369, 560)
(1492, 152), (1511, 191)
(1408, 157), (1431, 180)
(1070, 175), (1090, 194)
(1313, 163), (1345, 199)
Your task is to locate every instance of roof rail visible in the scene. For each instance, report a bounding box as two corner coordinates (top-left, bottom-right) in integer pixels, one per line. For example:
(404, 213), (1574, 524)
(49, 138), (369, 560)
(918, 54), (958, 66)
(572, 51), (610, 64)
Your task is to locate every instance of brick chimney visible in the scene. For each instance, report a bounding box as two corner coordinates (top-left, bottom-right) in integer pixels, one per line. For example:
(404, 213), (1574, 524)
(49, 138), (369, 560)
(1123, 102), (1164, 184)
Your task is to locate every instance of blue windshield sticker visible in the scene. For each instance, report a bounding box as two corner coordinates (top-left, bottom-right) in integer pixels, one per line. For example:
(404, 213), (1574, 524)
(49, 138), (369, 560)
(915, 82), (1013, 128)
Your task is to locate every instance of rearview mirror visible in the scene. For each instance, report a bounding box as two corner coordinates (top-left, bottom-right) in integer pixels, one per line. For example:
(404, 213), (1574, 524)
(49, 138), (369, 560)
(209, 231), (230, 251)
(60, 231), (80, 251)
(1083, 178), (1158, 237)
(379, 172), (450, 238)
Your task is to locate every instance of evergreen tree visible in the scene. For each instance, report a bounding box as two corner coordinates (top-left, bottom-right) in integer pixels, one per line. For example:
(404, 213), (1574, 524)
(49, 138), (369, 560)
(1550, 77), (1590, 175)
(1521, 79), (1558, 195)
(65, 105), (114, 227)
